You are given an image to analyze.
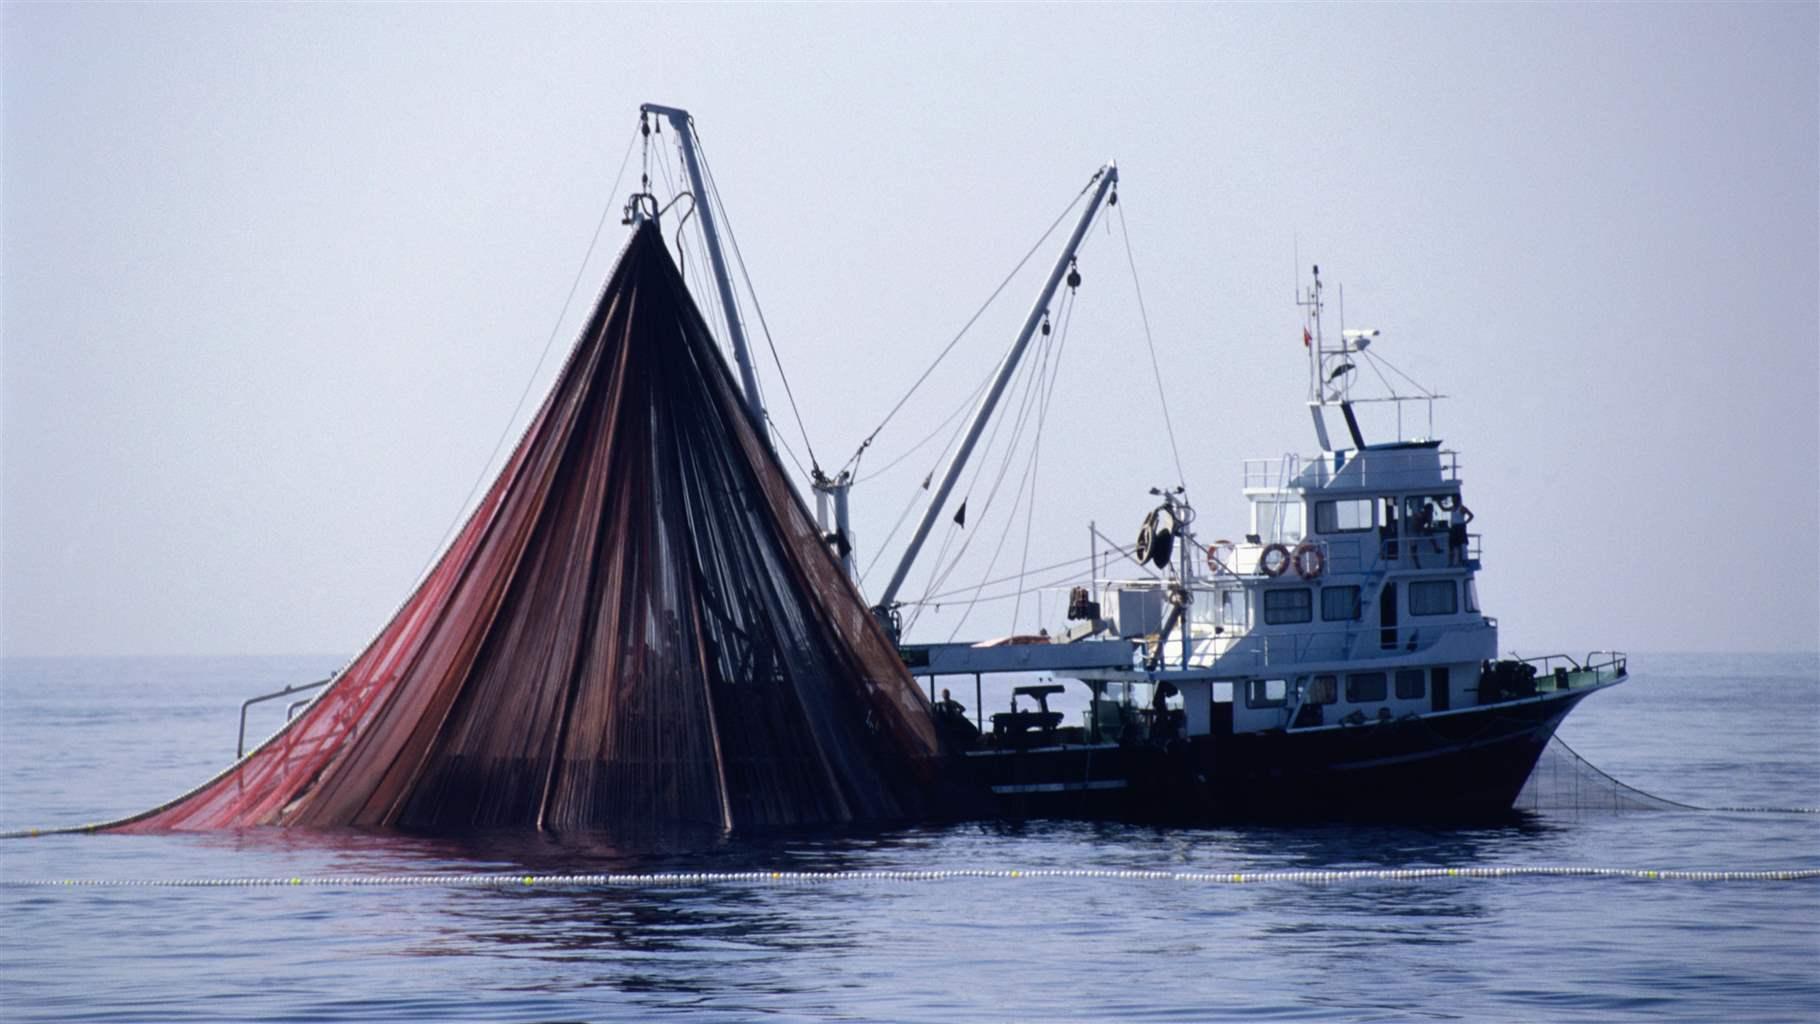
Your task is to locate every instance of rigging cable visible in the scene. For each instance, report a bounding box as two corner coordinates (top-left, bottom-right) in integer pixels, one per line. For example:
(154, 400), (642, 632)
(693, 129), (822, 472)
(840, 175), (1102, 477)
(852, 372), (993, 486)
(901, 528), (1164, 610)
(937, 338), (1054, 639)
(1010, 285), (1076, 634)
(1357, 346), (1400, 399)
(909, 565), (1097, 610)
(859, 341), (1013, 590)
(902, 333), (1047, 634)
(655, 138), (720, 338)
(911, 319), (1054, 635)
(408, 124), (640, 596)
(906, 552), (1096, 605)
(1116, 201), (1188, 491)
(1357, 347), (1438, 398)
(933, 290), (1075, 640)
(853, 370), (995, 590)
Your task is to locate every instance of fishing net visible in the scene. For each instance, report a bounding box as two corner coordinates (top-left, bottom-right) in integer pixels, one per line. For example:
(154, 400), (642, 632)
(107, 222), (945, 833)
(1514, 736), (1697, 813)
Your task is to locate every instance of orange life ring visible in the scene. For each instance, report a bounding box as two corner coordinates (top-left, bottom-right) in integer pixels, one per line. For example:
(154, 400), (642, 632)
(1293, 542), (1325, 580)
(1259, 543), (1291, 577)
(1206, 539), (1235, 575)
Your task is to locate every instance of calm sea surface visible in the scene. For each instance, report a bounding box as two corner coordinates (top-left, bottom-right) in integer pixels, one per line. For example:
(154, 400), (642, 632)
(2, 652), (1816, 1022)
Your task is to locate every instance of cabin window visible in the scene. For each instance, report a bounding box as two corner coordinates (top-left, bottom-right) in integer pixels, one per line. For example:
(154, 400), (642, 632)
(1464, 579), (1480, 613)
(1246, 678), (1288, 708)
(1257, 499), (1305, 542)
(1314, 498), (1373, 533)
(1321, 585), (1361, 622)
(1262, 588), (1313, 625)
(1212, 682), (1234, 704)
(1307, 674), (1338, 705)
(1410, 579), (1459, 616)
(1396, 669), (1426, 699)
(1346, 672), (1388, 703)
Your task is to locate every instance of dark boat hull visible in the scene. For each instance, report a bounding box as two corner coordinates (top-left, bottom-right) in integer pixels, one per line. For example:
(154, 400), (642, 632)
(958, 690), (1591, 822)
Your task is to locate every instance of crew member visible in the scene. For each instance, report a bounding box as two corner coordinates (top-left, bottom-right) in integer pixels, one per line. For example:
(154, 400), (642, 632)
(936, 688), (966, 718)
(1449, 502), (1475, 566)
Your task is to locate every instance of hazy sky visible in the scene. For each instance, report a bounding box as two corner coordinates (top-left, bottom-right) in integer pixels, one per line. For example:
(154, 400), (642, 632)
(4, 3), (1816, 658)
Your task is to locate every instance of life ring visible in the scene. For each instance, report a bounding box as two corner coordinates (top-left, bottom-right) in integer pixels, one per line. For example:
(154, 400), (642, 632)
(1136, 506), (1177, 569)
(1293, 542), (1325, 580)
(1206, 539), (1235, 575)
(1259, 543), (1291, 577)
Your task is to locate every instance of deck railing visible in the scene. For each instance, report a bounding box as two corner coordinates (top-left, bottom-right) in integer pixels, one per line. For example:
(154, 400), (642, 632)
(1243, 449), (1461, 491)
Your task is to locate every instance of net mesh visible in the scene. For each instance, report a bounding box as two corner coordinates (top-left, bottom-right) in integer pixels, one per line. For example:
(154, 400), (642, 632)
(1514, 736), (1697, 813)
(109, 223), (944, 833)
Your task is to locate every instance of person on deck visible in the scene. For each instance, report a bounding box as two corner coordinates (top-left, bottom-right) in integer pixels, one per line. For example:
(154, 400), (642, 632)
(936, 688), (966, 718)
(1149, 681), (1180, 741)
(1449, 502), (1475, 566)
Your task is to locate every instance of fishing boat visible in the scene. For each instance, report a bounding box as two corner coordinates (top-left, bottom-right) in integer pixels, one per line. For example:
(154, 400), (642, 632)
(59, 106), (1622, 837)
(866, 168), (1630, 820)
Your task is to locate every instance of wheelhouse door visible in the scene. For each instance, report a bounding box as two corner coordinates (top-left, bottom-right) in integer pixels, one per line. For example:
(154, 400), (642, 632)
(1379, 581), (1398, 650)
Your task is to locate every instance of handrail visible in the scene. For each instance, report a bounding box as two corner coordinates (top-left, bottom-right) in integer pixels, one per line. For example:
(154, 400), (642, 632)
(1506, 650), (1628, 688)
(1242, 448), (1460, 490)
(237, 676), (333, 759)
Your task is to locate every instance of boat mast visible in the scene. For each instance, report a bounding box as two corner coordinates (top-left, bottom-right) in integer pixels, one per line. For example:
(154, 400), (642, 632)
(874, 163), (1120, 622)
(640, 103), (767, 438)
(1300, 265), (1373, 451)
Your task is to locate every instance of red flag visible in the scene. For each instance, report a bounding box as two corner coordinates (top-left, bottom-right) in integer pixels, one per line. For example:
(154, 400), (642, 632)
(1303, 326), (1312, 347)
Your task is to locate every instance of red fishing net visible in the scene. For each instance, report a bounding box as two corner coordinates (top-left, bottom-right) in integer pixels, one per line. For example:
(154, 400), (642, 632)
(111, 223), (944, 832)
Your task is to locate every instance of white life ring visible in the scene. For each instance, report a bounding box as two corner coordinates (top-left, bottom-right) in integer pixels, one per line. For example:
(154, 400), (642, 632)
(1206, 539), (1235, 575)
(1259, 543), (1291, 577)
(1293, 542), (1325, 580)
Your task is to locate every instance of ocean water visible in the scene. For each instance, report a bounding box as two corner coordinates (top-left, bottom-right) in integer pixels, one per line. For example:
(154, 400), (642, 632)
(1, 652), (1815, 1022)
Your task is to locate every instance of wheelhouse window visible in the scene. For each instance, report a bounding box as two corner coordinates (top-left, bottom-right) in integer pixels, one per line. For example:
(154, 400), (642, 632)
(1314, 498), (1373, 534)
(1464, 579), (1480, 613)
(1262, 588), (1313, 625)
(1307, 674), (1338, 705)
(1321, 585), (1361, 622)
(1395, 669), (1426, 699)
(1346, 672), (1388, 703)
(1410, 579), (1459, 616)
(1256, 499), (1305, 542)
(1246, 678), (1288, 708)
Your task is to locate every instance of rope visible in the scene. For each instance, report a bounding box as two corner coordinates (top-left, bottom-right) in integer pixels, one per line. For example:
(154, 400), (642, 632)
(1116, 201), (1187, 491)
(1358, 347), (1437, 399)
(923, 323), (1057, 638)
(405, 125), (639, 596)
(842, 174), (1101, 477)
(940, 330), (1057, 641)
(855, 374), (999, 590)
(910, 553), (1096, 606)
(1011, 288), (1074, 633)
(852, 374), (992, 486)
(903, 565), (1094, 609)
(5, 866), (1817, 887)
(693, 128), (821, 472)
(902, 328), (1047, 632)
(1357, 346), (1401, 399)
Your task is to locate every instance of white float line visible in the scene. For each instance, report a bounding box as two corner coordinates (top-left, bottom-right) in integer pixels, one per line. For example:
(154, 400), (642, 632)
(3, 866), (1819, 888)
